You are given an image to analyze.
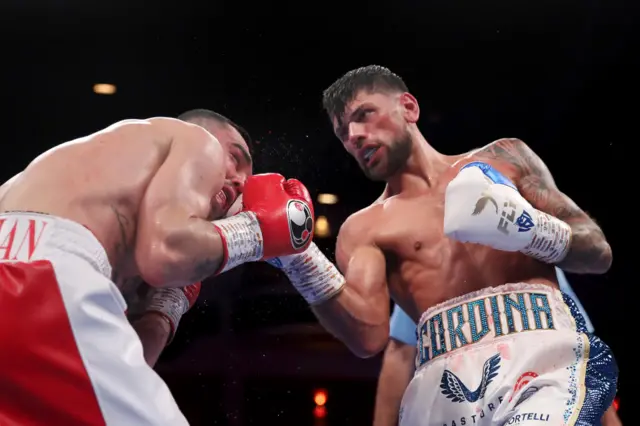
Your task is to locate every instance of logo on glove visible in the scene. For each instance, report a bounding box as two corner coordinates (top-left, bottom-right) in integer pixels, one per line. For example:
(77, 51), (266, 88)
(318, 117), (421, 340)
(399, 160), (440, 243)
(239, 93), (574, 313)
(516, 211), (534, 232)
(286, 199), (313, 250)
(472, 193), (498, 215)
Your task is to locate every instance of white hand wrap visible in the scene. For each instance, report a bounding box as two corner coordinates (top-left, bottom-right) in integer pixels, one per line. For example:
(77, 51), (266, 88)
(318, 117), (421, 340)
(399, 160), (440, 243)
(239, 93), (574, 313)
(145, 288), (189, 336)
(212, 211), (264, 274)
(269, 243), (346, 305)
(444, 162), (572, 264)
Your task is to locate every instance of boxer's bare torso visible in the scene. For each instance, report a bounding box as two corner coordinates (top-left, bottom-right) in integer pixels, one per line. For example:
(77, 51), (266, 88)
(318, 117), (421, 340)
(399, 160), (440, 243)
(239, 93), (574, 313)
(0, 118), (231, 285)
(339, 141), (558, 323)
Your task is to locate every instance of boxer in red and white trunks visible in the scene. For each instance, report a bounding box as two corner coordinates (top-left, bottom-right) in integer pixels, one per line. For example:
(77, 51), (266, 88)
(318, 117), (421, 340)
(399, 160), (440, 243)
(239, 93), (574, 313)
(0, 110), (315, 425)
(265, 66), (618, 425)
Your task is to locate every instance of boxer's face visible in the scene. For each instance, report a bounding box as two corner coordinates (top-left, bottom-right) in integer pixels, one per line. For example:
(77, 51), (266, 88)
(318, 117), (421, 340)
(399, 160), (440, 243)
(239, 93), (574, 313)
(332, 90), (415, 181)
(201, 121), (253, 218)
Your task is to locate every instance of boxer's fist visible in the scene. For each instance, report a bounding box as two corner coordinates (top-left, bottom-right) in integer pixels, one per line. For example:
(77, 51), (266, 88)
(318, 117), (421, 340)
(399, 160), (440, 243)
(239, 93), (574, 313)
(443, 162), (571, 263)
(243, 173), (314, 258)
(444, 162), (537, 251)
(144, 281), (202, 343)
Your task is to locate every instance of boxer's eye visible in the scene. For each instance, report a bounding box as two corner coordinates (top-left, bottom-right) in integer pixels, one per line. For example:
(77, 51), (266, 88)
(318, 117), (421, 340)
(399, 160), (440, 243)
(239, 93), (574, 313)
(228, 152), (240, 166)
(357, 109), (375, 121)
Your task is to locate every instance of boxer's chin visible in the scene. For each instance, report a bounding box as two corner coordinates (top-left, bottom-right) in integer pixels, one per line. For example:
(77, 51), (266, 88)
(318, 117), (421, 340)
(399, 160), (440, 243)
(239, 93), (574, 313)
(224, 194), (243, 218)
(363, 160), (389, 182)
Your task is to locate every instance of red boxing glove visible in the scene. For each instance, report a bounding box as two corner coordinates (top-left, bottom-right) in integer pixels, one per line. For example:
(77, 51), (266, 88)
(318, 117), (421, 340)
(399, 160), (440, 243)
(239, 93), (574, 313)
(243, 174), (315, 256)
(212, 173), (314, 273)
(144, 281), (202, 344)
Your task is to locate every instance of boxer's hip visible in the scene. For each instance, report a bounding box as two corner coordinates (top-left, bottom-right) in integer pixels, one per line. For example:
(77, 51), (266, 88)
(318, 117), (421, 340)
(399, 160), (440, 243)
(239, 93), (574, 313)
(0, 212), (186, 425)
(399, 283), (618, 426)
(0, 211), (112, 277)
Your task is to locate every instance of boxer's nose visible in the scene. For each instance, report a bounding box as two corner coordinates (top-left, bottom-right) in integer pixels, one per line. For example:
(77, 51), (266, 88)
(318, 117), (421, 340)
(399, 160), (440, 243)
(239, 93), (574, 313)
(231, 175), (245, 194)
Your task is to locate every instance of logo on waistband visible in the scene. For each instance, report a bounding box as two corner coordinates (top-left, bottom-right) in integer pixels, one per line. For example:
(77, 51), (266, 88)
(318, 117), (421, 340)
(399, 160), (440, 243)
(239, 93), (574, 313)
(440, 353), (501, 403)
(509, 371), (539, 404)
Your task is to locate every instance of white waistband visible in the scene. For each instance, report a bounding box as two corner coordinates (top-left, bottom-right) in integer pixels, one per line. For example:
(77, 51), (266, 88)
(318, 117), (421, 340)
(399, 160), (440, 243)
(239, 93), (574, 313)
(0, 211), (112, 278)
(416, 283), (576, 368)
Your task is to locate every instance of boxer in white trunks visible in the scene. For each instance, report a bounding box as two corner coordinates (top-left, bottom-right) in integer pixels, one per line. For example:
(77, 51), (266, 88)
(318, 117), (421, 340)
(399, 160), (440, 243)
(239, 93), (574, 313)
(374, 270), (621, 426)
(265, 66), (617, 425)
(0, 110), (315, 425)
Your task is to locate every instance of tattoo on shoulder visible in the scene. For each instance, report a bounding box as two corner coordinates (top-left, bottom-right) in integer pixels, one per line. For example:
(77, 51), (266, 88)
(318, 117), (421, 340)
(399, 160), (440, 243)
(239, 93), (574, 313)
(475, 139), (582, 221)
(475, 138), (540, 177)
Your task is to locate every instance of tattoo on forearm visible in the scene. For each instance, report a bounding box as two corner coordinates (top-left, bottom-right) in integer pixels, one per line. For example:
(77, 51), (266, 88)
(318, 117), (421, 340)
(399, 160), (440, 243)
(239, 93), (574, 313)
(477, 138), (611, 272)
(191, 257), (221, 283)
(161, 257), (221, 285)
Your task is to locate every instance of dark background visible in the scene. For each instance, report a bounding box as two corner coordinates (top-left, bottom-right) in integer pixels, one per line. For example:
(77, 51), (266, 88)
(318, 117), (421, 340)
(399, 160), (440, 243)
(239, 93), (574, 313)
(1, 0), (633, 424)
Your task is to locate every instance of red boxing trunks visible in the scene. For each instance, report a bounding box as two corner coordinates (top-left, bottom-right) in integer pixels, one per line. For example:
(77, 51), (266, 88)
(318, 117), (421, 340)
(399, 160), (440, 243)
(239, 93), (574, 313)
(0, 212), (188, 426)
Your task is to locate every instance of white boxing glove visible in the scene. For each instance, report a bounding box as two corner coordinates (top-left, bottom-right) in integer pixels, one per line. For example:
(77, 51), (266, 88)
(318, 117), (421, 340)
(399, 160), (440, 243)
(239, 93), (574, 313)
(444, 162), (572, 264)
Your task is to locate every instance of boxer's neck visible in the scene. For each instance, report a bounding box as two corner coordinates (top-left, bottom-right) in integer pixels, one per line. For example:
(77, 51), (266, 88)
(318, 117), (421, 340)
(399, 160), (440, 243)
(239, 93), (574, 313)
(386, 130), (449, 196)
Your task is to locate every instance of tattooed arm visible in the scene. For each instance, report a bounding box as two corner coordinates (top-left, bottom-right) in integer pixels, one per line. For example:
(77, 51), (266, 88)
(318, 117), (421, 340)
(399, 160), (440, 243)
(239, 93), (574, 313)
(477, 138), (612, 274)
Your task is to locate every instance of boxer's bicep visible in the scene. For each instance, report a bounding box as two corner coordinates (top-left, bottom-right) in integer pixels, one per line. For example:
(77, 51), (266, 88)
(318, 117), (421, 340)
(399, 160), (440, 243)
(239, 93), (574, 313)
(336, 218), (390, 318)
(478, 138), (612, 273)
(336, 222), (388, 299)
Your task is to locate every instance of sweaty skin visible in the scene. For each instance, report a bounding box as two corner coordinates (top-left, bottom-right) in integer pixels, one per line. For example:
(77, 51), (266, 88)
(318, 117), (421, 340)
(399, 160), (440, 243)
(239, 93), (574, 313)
(313, 89), (611, 357)
(338, 145), (561, 322)
(0, 117), (252, 289)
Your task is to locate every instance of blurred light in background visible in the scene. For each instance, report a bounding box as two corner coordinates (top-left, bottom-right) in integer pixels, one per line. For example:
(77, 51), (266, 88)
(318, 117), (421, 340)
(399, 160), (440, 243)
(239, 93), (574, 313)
(93, 83), (117, 95)
(313, 405), (327, 419)
(317, 193), (338, 205)
(313, 389), (328, 421)
(315, 216), (331, 238)
(314, 389), (327, 406)
(613, 396), (619, 411)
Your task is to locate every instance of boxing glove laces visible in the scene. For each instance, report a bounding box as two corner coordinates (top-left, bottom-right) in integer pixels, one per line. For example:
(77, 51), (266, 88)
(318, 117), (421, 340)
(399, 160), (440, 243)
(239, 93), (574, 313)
(443, 162), (572, 263)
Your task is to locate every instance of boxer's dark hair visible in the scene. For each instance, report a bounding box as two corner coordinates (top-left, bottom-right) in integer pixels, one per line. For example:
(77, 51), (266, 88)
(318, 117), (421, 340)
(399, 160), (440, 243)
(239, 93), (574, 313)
(322, 65), (408, 120)
(178, 109), (253, 153)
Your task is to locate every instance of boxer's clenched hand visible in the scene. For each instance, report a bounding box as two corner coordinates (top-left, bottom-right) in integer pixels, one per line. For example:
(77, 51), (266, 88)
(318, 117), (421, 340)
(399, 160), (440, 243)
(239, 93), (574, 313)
(143, 281), (202, 343)
(444, 162), (572, 263)
(212, 173), (315, 274)
(266, 242), (345, 305)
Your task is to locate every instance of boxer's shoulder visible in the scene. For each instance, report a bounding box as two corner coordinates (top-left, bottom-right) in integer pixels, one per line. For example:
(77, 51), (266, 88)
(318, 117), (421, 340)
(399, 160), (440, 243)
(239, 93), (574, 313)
(471, 138), (544, 176)
(106, 117), (221, 150)
(338, 206), (380, 246)
(450, 138), (532, 182)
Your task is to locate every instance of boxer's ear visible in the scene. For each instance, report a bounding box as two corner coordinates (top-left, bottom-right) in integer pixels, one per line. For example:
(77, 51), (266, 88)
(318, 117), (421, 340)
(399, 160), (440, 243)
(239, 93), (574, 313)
(399, 92), (420, 124)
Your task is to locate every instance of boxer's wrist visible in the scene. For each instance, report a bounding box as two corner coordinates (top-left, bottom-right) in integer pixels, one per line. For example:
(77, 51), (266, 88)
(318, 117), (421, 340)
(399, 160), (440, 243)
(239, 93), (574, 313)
(212, 211), (264, 274)
(144, 287), (189, 343)
(138, 311), (173, 342)
(522, 210), (572, 264)
(277, 243), (346, 305)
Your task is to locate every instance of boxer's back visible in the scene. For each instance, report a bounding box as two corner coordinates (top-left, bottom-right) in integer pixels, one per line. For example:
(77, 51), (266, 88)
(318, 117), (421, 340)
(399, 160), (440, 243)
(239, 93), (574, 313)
(0, 120), (173, 272)
(355, 154), (558, 322)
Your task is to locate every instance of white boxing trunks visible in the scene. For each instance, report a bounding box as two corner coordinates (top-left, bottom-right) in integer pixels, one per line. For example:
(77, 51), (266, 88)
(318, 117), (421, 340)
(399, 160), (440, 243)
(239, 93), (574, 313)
(399, 283), (617, 426)
(0, 212), (188, 426)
